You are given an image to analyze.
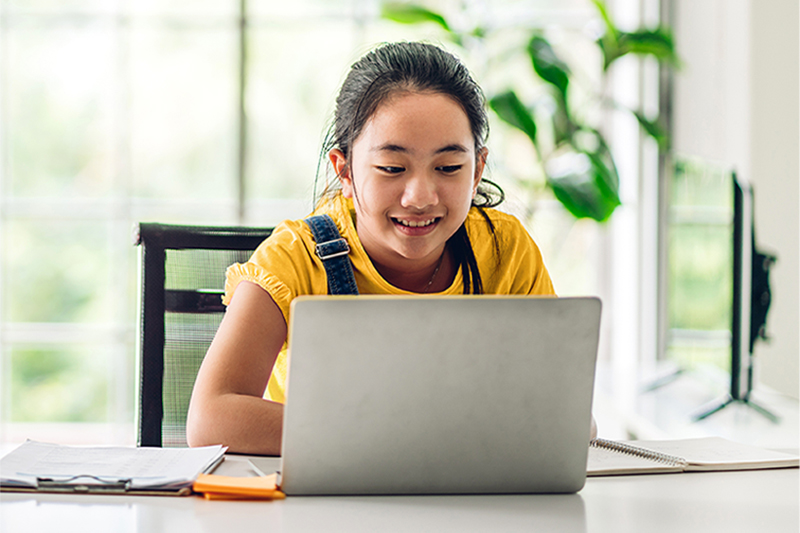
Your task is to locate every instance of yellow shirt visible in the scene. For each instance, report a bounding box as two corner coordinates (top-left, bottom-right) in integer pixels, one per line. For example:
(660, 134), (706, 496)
(223, 194), (555, 403)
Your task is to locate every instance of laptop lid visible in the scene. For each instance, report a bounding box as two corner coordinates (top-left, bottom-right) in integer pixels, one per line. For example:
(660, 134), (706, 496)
(279, 295), (601, 495)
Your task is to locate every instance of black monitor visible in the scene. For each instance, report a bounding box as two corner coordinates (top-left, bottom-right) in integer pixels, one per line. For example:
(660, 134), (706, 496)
(662, 159), (777, 421)
(721, 174), (777, 418)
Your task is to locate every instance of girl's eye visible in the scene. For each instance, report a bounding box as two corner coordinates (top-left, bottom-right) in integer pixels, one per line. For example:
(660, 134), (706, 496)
(377, 166), (405, 174)
(437, 165), (462, 173)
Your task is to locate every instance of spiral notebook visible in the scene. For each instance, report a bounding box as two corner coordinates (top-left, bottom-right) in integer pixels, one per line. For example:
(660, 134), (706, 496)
(587, 437), (799, 476)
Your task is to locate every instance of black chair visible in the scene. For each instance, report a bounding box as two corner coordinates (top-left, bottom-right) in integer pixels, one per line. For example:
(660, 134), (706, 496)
(134, 223), (273, 447)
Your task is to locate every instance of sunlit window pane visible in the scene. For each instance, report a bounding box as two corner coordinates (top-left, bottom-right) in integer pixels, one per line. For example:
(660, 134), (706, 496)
(3, 220), (112, 323)
(129, 0), (237, 18)
(669, 224), (732, 331)
(248, 0), (355, 20)
(130, 25), (238, 200)
(9, 345), (110, 422)
(5, 0), (116, 14)
(7, 24), (116, 198)
(666, 160), (734, 372)
(246, 25), (356, 201)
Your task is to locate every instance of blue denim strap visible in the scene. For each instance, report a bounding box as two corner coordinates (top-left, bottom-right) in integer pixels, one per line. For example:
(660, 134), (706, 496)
(304, 214), (360, 295)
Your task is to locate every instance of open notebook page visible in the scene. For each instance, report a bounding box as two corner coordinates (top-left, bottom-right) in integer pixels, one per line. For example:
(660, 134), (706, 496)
(588, 437), (799, 476)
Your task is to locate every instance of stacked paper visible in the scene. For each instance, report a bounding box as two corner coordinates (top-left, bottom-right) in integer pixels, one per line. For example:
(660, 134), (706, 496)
(0, 440), (226, 494)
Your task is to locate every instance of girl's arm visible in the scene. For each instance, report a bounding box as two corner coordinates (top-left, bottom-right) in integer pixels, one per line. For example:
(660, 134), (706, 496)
(186, 281), (287, 455)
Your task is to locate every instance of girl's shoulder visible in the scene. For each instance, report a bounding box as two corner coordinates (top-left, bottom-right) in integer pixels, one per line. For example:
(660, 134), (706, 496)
(465, 205), (546, 261)
(465, 206), (529, 239)
(253, 219), (313, 260)
(465, 206), (554, 295)
(259, 194), (354, 253)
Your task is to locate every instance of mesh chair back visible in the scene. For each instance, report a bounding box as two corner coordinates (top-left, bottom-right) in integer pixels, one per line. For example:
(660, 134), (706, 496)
(134, 223), (273, 447)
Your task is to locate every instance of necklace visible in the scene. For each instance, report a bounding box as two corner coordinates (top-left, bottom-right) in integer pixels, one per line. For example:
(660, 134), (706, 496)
(423, 253), (445, 293)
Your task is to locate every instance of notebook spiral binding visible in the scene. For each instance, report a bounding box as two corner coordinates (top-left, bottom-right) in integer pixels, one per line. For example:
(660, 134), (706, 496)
(590, 438), (689, 468)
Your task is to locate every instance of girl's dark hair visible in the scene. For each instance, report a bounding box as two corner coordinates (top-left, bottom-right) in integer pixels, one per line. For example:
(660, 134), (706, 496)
(318, 41), (504, 294)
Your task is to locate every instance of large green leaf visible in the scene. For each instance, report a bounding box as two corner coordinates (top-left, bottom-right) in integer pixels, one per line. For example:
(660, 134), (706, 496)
(586, 148), (619, 201)
(545, 149), (621, 221)
(528, 35), (570, 103)
(590, 0), (622, 73)
(620, 30), (678, 61)
(380, 3), (451, 31)
(489, 91), (537, 145)
(601, 28), (678, 70)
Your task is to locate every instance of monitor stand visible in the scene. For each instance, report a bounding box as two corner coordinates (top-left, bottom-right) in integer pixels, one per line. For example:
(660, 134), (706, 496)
(692, 350), (779, 423)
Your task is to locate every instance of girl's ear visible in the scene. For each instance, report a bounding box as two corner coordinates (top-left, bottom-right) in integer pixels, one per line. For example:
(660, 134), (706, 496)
(329, 149), (353, 198)
(472, 147), (488, 197)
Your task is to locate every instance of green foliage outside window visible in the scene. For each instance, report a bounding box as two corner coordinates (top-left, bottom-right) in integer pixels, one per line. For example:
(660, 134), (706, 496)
(10, 347), (109, 422)
(666, 159), (734, 372)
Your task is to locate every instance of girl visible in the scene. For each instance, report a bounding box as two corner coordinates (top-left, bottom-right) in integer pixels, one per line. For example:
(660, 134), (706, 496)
(187, 42), (586, 456)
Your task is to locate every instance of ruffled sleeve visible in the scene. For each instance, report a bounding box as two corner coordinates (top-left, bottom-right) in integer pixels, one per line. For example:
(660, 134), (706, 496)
(223, 262), (292, 308)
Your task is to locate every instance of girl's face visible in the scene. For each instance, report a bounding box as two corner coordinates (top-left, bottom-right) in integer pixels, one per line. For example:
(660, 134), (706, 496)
(331, 91), (486, 276)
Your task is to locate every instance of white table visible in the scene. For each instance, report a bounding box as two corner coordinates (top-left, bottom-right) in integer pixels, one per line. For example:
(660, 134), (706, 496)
(1, 454), (797, 533)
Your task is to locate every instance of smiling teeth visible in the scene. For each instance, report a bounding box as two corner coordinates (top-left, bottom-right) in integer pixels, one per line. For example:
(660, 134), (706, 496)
(398, 218), (436, 228)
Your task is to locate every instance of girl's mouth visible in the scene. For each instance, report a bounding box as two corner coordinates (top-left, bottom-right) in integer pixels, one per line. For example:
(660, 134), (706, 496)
(392, 217), (441, 235)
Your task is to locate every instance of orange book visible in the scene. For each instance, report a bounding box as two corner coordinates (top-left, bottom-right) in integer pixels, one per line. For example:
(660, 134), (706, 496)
(193, 473), (284, 500)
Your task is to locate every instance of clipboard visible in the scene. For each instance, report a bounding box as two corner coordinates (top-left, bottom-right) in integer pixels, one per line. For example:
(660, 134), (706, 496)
(4, 480), (195, 497)
(0, 440), (225, 496)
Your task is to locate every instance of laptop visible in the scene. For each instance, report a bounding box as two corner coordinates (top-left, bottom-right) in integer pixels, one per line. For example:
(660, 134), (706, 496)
(278, 295), (601, 495)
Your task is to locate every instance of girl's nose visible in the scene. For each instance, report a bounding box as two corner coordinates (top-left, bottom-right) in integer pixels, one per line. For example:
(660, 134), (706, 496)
(400, 173), (438, 210)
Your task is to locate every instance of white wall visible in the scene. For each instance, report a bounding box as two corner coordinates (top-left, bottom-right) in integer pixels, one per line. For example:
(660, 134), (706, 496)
(749, 2), (800, 399)
(672, 0), (799, 399)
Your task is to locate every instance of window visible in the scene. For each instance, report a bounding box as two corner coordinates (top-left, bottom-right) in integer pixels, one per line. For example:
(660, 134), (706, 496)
(0, 0), (659, 443)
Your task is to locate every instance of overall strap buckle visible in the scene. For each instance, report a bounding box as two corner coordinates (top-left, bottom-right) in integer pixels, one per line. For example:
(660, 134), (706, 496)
(315, 238), (350, 261)
(304, 214), (359, 295)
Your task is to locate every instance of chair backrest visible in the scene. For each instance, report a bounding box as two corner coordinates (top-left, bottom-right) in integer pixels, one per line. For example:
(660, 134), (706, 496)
(134, 223), (273, 447)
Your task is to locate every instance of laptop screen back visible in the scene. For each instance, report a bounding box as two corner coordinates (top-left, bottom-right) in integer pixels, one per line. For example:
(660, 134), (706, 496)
(280, 295), (601, 495)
